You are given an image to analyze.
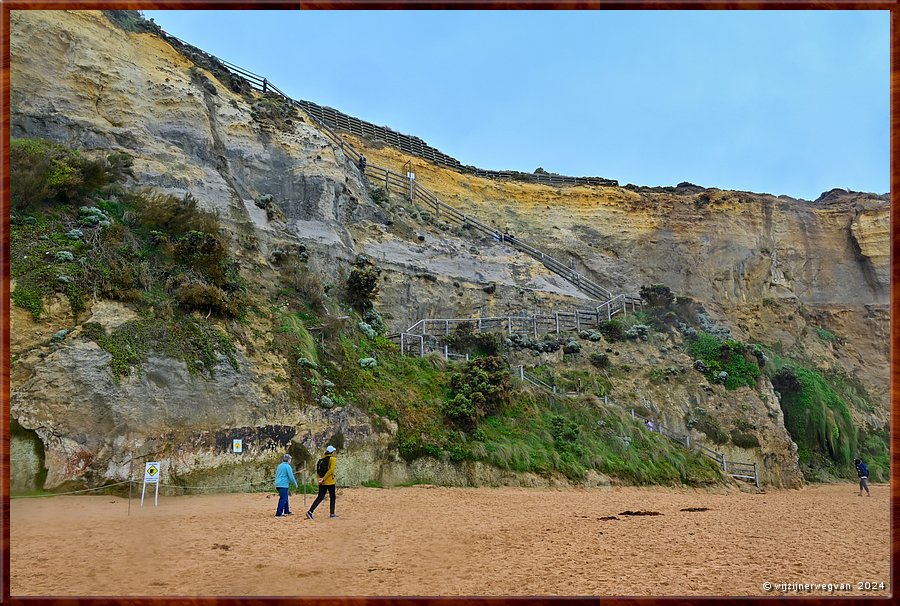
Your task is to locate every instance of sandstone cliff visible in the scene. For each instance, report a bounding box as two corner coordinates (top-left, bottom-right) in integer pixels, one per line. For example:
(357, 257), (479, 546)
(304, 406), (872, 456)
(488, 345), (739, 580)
(8, 10), (889, 492)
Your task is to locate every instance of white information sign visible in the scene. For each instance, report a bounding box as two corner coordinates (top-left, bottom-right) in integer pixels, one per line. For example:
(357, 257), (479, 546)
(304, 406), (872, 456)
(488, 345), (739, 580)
(144, 462), (160, 484)
(233, 439), (243, 454)
(141, 461), (160, 507)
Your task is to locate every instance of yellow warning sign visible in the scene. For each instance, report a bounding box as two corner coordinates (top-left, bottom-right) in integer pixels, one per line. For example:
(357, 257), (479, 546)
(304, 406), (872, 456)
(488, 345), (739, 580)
(144, 462), (160, 484)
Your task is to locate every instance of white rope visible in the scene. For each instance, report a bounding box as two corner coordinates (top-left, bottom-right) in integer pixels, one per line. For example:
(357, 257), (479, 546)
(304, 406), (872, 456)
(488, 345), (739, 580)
(158, 480), (271, 490)
(11, 480), (132, 499)
(13, 477), (309, 498)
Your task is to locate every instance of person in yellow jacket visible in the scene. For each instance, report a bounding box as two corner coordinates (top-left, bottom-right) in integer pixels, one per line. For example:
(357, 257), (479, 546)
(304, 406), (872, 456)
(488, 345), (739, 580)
(306, 445), (338, 519)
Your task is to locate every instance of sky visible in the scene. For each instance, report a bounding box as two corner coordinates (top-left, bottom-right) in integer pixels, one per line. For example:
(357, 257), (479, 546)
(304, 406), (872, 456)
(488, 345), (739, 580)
(145, 10), (889, 201)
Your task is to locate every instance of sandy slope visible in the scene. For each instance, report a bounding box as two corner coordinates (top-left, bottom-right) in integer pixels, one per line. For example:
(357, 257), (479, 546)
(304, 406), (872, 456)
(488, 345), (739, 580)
(9, 483), (890, 596)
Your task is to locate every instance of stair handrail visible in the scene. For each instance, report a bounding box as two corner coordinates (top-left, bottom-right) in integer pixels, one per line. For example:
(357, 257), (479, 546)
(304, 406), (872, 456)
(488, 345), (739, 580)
(184, 40), (637, 307)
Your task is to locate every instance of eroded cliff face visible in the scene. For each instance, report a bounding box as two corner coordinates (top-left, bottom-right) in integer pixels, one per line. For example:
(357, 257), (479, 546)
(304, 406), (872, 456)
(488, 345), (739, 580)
(347, 135), (890, 408)
(8, 10), (888, 491)
(8, 11), (599, 489)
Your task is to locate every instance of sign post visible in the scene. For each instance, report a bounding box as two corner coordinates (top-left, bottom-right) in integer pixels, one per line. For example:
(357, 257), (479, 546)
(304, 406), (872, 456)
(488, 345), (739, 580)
(141, 461), (160, 507)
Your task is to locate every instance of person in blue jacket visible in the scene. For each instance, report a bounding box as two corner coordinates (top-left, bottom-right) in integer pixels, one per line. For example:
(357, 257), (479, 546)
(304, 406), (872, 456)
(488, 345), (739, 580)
(274, 453), (298, 516)
(854, 458), (870, 497)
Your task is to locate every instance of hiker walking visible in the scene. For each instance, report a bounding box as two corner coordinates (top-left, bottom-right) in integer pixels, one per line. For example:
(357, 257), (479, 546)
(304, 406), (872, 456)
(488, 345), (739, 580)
(854, 457), (871, 496)
(274, 453), (298, 517)
(358, 155), (367, 174)
(307, 445), (338, 519)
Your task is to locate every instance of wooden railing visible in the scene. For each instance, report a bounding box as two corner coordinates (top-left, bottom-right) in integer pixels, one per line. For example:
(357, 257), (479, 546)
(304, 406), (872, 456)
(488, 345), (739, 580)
(293, 99), (618, 188)
(162, 33), (641, 311)
(404, 309), (627, 338)
(630, 409), (760, 488)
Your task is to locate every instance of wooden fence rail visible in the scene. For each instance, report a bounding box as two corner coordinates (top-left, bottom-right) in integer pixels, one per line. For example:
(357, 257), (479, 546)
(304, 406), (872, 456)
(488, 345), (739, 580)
(168, 33), (640, 310)
(630, 409), (759, 488)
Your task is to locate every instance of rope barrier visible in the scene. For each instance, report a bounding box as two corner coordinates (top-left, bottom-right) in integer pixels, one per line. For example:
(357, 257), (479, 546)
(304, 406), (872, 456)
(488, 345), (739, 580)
(12, 478), (283, 499)
(10, 480), (133, 499)
(159, 480), (271, 490)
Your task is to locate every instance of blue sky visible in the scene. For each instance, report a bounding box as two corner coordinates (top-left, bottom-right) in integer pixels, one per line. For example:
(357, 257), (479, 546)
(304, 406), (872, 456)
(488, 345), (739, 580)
(145, 10), (888, 201)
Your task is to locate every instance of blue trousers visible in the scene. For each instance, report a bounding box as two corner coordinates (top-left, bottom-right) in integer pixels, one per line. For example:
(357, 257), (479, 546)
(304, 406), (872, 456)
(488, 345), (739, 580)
(276, 487), (291, 516)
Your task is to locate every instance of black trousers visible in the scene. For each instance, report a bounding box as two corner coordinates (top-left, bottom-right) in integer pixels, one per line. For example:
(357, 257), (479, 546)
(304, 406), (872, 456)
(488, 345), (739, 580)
(309, 484), (336, 515)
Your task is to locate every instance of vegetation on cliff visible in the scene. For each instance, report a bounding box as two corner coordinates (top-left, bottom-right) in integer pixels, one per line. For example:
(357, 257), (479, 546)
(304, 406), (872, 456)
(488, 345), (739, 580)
(11, 137), (243, 379)
(764, 353), (888, 482)
(13, 142), (720, 487)
(11, 137), (884, 488)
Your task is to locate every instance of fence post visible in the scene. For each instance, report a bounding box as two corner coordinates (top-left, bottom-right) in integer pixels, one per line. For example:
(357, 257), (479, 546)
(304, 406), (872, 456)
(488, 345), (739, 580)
(575, 310), (581, 332)
(555, 313), (560, 334)
(419, 336), (424, 357)
(604, 395), (608, 406)
(385, 172), (389, 191)
(519, 365), (525, 380)
(445, 320), (450, 336)
(631, 409), (635, 421)
(409, 174), (415, 201)
(533, 316), (538, 337)
(607, 305), (611, 321)
(685, 434), (690, 448)
(400, 333), (405, 354)
(465, 353), (469, 361)
(754, 463), (759, 489)
(444, 344), (448, 360)
(507, 317), (512, 335)
(262, 78), (268, 93)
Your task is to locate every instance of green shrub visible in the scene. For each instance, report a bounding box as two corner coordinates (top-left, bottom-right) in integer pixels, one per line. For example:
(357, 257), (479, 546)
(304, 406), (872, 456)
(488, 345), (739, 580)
(12, 285), (44, 320)
(133, 192), (218, 239)
(687, 332), (760, 390)
(442, 394), (478, 429)
(639, 284), (675, 307)
(589, 352), (610, 369)
(10, 139), (133, 211)
(445, 356), (511, 430)
(443, 321), (502, 356)
(346, 266), (379, 311)
(773, 365), (856, 467)
(598, 319), (624, 341)
(369, 186), (389, 205)
(814, 327), (839, 343)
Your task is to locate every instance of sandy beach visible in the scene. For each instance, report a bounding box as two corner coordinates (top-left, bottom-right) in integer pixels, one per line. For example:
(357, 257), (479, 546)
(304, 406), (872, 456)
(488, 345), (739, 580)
(9, 483), (890, 597)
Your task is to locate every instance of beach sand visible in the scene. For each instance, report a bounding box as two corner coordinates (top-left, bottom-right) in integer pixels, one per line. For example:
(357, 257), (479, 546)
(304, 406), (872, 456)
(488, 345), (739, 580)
(9, 483), (890, 596)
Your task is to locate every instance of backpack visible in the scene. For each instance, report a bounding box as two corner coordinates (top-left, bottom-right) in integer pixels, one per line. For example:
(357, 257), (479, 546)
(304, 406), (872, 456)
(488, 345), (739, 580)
(316, 455), (331, 478)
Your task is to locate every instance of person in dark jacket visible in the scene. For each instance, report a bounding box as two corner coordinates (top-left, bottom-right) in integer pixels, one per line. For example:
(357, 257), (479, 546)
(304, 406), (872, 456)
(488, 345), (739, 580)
(854, 457), (870, 496)
(307, 445), (338, 519)
(358, 155), (367, 174)
(274, 453), (298, 516)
